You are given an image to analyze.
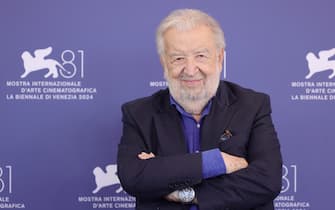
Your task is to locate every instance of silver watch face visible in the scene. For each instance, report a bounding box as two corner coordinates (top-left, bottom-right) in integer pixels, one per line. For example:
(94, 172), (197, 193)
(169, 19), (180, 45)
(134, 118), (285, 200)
(178, 187), (195, 203)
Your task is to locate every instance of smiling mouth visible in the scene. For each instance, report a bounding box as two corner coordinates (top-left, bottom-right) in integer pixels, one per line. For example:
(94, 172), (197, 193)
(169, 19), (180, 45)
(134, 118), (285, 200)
(181, 79), (203, 87)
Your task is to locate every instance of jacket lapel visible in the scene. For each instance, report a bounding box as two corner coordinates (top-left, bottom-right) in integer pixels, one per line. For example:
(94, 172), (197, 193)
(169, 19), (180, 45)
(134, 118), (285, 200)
(200, 82), (238, 150)
(152, 90), (188, 155)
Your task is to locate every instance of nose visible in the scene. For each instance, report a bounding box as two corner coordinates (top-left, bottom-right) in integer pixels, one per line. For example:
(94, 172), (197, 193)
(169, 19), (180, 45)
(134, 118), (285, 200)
(183, 58), (198, 76)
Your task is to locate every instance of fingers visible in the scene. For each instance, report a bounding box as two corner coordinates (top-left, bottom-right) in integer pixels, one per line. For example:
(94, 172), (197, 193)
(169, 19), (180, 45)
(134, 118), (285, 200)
(221, 152), (248, 174)
(138, 152), (155, 160)
(164, 190), (179, 202)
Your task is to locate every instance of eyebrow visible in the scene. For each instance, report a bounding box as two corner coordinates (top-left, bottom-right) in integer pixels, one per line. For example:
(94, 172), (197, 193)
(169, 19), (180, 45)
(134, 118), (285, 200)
(168, 52), (185, 57)
(168, 48), (210, 57)
(194, 49), (210, 54)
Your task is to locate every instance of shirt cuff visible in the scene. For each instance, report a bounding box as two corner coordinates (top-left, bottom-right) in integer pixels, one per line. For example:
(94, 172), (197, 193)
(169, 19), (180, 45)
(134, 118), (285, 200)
(201, 148), (226, 179)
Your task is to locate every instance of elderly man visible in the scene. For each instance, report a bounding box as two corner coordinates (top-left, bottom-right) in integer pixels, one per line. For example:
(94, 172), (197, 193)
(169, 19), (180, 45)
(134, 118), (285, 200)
(117, 9), (282, 210)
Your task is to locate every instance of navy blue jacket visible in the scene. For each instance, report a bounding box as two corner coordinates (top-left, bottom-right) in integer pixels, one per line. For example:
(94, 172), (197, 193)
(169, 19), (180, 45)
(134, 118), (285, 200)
(117, 81), (282, 210)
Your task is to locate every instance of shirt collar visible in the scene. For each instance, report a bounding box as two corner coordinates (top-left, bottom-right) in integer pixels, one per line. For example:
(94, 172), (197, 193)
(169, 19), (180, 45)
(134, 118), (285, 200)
(169, 95), (212, 118)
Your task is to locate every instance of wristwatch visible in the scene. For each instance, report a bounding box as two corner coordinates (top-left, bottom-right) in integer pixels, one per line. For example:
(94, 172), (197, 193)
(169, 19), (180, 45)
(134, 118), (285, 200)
(178, 187), (195, 203)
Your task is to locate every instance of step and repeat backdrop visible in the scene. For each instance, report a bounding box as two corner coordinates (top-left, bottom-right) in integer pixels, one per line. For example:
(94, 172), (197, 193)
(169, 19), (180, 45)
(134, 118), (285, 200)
(1, 0), (334, 209)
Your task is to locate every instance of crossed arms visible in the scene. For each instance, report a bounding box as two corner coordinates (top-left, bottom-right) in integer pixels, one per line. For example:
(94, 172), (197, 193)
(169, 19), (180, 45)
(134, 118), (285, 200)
(117, 94), (282, 209)
(138, 151), (248, 204)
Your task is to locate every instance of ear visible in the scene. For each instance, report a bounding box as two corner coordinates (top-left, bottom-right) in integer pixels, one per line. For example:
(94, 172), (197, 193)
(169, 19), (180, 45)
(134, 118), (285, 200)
(217, 48), (224, 72)
(218, 48), (224, 64)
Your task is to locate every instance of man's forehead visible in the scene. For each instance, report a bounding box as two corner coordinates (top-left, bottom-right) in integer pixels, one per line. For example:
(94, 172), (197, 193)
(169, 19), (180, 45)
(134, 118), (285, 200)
(163, 26), (216, 50)
(164, 25), (213, 39)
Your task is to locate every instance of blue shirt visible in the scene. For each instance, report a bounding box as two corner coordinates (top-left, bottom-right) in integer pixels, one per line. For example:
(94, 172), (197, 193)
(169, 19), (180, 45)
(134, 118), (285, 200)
(170, 96), (226, 209)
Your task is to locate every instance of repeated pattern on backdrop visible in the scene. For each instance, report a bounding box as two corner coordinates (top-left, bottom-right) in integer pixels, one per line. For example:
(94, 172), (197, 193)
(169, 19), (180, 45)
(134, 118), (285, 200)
(1, 1), (334, 209)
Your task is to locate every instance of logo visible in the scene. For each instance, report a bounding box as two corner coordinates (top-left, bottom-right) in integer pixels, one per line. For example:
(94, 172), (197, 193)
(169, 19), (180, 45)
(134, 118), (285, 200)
(21, 47), (68, 79)
(305, 48), (335, 79)
(289, 48), (335, 101)
(20, 46), (84, 79)
(275, 164), (311, 210)
(92, 164), (123, 194)
(4, 46), (98, 101)
(77, 164), (135, 209)
(0, 165), (26, 208)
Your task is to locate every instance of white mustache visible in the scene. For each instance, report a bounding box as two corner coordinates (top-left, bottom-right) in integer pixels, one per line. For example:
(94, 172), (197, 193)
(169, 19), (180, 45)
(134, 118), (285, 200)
(179, 73), (204, 81)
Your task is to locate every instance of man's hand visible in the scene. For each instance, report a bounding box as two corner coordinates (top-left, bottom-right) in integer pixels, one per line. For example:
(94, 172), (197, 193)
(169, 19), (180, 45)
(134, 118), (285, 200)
(165, 190), (180, 202)
(138, 152), (155, 160)
(221, 152), (248, 174)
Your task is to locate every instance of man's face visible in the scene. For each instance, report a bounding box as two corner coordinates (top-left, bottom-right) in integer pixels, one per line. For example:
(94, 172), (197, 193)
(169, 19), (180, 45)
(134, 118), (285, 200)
(161, 25), (224, 113)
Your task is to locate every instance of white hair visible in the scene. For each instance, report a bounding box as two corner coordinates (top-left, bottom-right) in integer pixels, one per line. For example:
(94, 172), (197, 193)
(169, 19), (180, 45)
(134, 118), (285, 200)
(156, 9), (226, 55)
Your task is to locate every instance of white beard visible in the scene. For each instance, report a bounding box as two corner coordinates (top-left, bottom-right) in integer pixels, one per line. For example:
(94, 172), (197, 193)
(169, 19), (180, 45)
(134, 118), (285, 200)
(165, 66), (221, 114)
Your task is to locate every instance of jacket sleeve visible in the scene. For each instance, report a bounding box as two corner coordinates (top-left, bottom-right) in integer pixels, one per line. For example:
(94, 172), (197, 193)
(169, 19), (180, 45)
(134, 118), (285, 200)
(117, 104), (203, 199)
(196, 95), (282, 210)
